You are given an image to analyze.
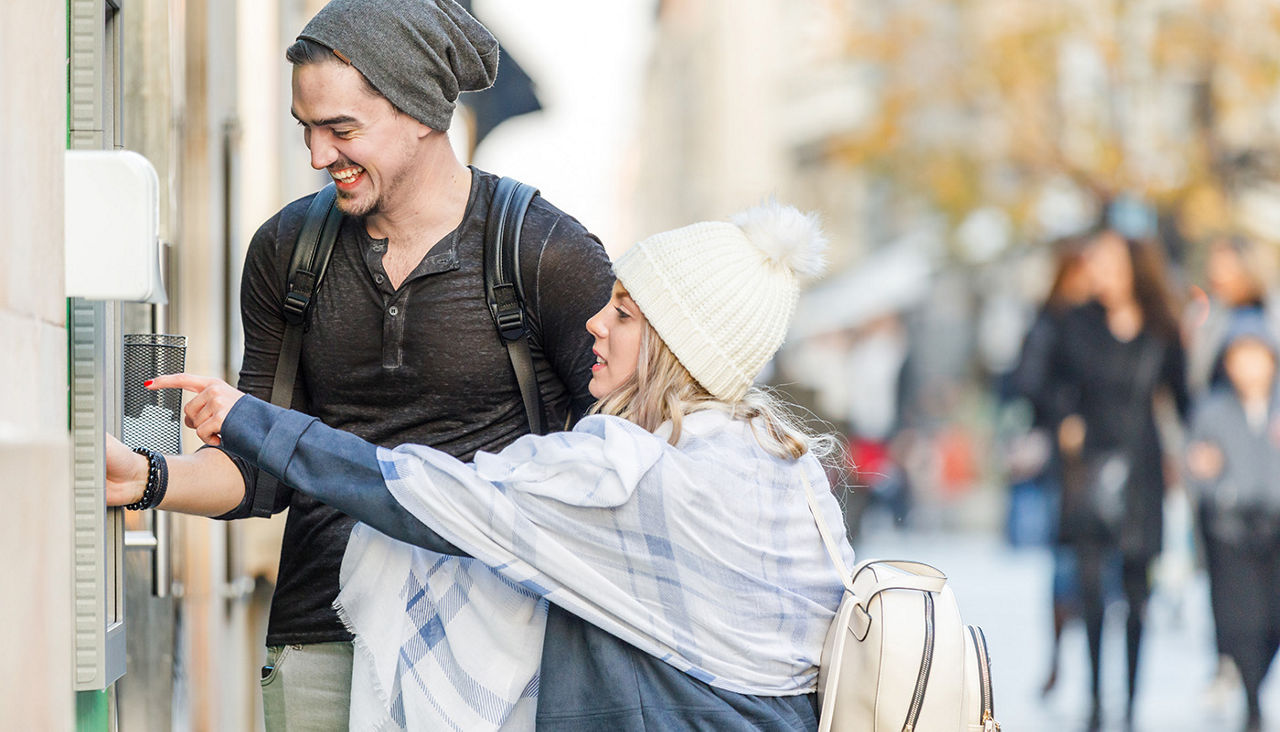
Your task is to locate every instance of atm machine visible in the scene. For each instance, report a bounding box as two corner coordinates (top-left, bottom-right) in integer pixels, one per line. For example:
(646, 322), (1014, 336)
(66, 0), (181, 728)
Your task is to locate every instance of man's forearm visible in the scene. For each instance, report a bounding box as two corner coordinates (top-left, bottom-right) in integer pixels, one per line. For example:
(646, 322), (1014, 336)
(151, 448), (248, 517)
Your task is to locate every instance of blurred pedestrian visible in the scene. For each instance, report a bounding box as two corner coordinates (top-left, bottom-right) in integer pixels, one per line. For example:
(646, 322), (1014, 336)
(1188, 235), (1280, 395)
(1048, 229), (1189, 730)
(1185, 234), (1280, 704)
(1185, 317), (1280, 732)
(1008, 236), (1091, 696)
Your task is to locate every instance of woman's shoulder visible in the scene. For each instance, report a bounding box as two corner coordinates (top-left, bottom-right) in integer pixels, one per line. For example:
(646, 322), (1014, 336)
(573, 413), (663, 441)
(574, 409), (821, 471)
(567, 414), (677, 463)
(568, 410), (754, 454)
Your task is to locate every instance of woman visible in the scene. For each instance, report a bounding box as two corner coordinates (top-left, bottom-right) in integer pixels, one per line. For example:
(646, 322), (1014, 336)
(108, 202), (852, 731)
(1048, 229), (1189, 730)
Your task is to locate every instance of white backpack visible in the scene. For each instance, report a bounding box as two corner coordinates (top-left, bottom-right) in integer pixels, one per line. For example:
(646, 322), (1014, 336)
(802, 478), (999, 732)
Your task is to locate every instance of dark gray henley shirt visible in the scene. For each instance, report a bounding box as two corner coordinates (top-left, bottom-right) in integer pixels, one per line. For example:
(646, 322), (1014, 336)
(217, 167), (612, 645)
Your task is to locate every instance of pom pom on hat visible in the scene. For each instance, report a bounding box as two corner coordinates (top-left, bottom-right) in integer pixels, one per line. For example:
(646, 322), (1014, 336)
(613, 201), (828, 402)
(731, 198), (828, 281)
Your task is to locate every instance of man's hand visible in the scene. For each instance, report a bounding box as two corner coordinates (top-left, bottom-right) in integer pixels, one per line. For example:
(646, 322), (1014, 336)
(147, 373), (247, 447)
(1187, 441), (1225, 482)
(105, 433), (148, 506)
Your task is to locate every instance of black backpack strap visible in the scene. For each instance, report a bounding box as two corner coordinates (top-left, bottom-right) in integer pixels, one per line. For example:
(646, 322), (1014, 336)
(253, 184), (342, 517)
(484, 177), (545, 435)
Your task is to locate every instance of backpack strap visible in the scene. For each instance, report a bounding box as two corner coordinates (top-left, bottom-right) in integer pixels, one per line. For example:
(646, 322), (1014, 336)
(801, 472), (855, 592)
(253, 183), (342, 517)
(800, 472), (947, 592)
(484, 177), (545, 435)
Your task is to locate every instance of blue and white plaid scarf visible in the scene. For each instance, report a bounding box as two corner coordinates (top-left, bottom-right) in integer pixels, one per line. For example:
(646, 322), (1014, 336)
(336, 410), (852, 731)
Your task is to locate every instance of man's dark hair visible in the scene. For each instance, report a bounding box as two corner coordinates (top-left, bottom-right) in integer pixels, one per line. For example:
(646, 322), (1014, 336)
(285, 38), (387, 104)
(284, 37), (333, 66)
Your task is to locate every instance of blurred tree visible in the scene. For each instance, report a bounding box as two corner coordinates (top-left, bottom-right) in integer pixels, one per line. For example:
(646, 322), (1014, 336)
(821, 0), (1280, 245)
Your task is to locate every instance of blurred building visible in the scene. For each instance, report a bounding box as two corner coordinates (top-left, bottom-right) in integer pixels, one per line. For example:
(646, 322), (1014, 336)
(633, 0), (1280, 530)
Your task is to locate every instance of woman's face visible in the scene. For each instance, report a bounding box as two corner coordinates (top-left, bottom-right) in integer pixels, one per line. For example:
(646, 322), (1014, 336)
(586, 282), (646, 399)
(1086, 231), (1134, 307)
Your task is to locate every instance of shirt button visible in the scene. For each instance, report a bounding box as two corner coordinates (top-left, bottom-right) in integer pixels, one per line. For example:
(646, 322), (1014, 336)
(374, 274), (384, 284)
(388, 306), (399, 316)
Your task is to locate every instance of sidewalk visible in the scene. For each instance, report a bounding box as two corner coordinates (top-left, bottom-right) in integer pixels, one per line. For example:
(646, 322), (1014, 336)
(854, 529), (1280, 731)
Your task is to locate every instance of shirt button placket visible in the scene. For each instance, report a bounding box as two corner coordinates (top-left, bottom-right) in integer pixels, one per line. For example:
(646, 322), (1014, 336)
(383, 299), (403, 369)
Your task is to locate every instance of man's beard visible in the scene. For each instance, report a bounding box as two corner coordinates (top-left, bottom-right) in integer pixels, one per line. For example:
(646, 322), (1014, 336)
(335, 191), (377, 217)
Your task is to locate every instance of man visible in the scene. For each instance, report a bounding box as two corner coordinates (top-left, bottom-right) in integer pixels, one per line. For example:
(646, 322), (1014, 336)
(106, 0), (611, 728)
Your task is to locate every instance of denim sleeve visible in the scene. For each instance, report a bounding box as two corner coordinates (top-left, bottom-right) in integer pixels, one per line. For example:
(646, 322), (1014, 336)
(220, 395), (465, 555)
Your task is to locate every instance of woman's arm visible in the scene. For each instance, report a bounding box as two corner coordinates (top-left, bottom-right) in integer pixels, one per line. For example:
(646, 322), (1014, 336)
(1010, 311), (1058, 420)
(151, 372), (664, 595)
(1164, 338), (1192, 423)
(136, 374), (463, 554)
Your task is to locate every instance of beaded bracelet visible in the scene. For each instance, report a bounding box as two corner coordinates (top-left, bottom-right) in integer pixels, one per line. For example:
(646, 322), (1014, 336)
(124, 447), (169, 511)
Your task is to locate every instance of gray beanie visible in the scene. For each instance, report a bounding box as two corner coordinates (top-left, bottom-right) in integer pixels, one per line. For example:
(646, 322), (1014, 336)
(299, 0), (499, 131)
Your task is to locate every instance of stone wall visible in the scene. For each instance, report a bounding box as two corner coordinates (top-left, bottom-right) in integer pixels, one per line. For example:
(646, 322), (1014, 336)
(0, 1), (74, 728)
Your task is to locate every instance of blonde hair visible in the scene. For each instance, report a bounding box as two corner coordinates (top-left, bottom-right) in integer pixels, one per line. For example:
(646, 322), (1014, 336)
(589, 320), (838, 463)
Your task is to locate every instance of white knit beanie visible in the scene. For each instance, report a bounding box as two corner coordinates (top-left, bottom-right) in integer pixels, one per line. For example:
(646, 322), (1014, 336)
(613, 200), (828, 402)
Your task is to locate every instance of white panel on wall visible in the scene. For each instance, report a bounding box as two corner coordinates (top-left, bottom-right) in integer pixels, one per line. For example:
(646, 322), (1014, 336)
(64, 150), (166, 304)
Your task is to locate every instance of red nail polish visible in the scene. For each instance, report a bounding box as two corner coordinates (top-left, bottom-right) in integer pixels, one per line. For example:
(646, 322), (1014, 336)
(143, 379), (153, 387)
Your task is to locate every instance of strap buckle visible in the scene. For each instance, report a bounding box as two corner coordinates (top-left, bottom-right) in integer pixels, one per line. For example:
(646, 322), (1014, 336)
(495, 309), (526, 341)
(282, 270), (317, 325)
(491, 284), (526, 341)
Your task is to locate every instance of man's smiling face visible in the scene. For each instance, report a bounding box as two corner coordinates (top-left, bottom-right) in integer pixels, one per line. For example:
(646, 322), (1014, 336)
(290, 60), (427, 218)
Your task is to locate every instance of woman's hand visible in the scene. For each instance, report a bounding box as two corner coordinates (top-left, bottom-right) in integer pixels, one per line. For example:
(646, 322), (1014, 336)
(1058, 414), (1086, 457)
(105, 433), (148, 506)
(147, 373), (247, 447)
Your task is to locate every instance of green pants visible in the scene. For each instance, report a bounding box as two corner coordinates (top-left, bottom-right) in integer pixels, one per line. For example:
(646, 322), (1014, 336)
(260, 641), (354, 731)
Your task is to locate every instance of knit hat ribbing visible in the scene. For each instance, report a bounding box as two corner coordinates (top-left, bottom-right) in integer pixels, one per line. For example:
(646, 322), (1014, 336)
(299, 0), (499, 131)
(613, 201), (827, 402)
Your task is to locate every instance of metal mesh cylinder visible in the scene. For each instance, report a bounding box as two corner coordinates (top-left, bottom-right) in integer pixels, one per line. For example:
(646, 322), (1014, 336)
(121, 334), (187, 453)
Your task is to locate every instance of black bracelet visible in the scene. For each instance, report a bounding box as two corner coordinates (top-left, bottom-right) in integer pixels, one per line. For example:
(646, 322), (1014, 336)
(124, 447), (168, 511)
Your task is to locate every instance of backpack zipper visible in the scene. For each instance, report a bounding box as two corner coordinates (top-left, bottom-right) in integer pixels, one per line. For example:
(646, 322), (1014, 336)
(968, 625), (999, 731)
(901, 592), (935, 732)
